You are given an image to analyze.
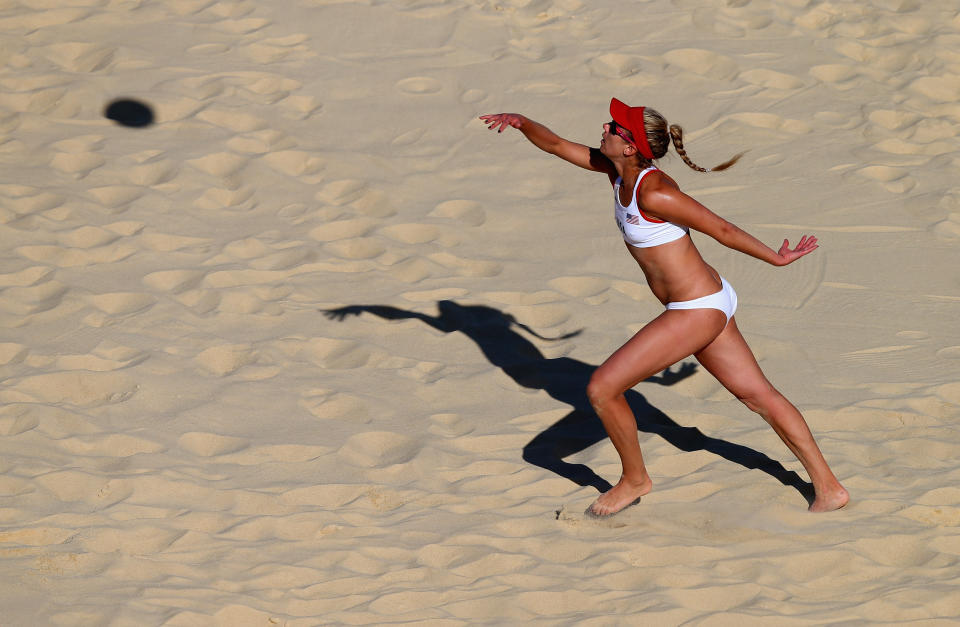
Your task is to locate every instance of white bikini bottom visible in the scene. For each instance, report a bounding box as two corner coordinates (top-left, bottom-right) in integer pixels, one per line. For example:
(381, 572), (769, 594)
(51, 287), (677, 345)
(665, 276), (738, 324)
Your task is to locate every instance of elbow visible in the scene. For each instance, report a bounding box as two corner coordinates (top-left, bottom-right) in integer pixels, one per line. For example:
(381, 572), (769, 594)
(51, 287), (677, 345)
(716, 221), (738, 246)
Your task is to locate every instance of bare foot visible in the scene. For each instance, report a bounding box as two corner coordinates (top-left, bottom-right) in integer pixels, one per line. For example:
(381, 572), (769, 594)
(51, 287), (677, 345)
(808, 485), (850, 512)
(586, 476), (653, 518)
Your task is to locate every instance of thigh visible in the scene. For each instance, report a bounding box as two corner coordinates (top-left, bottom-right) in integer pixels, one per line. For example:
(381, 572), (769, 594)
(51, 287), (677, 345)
(593, 308), (726, 395)
(694, 316), (772, 399)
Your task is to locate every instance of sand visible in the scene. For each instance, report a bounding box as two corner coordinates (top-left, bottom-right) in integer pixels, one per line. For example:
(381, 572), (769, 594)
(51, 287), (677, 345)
(1, 0), (959, 624)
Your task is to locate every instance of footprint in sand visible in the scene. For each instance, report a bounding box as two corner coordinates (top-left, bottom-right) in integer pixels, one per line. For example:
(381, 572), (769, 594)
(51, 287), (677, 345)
(548, 276), (610, 299)
(196, 107), (269, 133)
(261, 150), (325, 178)
(0, 281), (68, 315)
(391, 127), (427, 147)
(663, 48), (738, 80)
(140, 232), (211, 253)
(243, 33), (311, 64)
(427, 252), (501, 278)
(87, 186), (144, 210)
(216, 443), (332, 466)
(908, 74), (960, 104)
(81, 526), (185, 555)
(855, 165), (916, 193)
(248, 248), (313, 271)
(502, 303), (571, 329)
(396, 76), (444, 95)
(39, 42), (116, 72)
(380, 224), (443, 245)
(50, 151), (105, 179)
(460, 88), (486, 104)
(315, 179), (368, 206)
(35, 471), (133, 508)
(323, 237), (386, 261)
(54, 347), (146, 372)
(588, 53), (642, 79)
(428, 413), (473, 437)
(506, 37), (556, 62)
(56, 433), (165, 457)
(936, 345), (960, 359)
(279, 93), (322, 120)
(849, 536), (937, 568)
(125, 159), (179, 186)
(299, 391), (372, 424)
(0, 404), (38, 436)
(309, 218), (378, 242)
(401, 287), (469, 303)
(57, 225), (118, 248)
(211, 17), (271, 35)
(194, 186), (257, 211)
(809, 64), (860, 87)
(428, 200), (485, 227)
(1, 371), (137, 407)
(738, 68), (805, 91)
(0, 185), (64, 222)
(17, 242), (137, 268)
(0, 8), (89, 34)
(86, 292), (157, 317)
(232, 73), (301, 104)
(193, 344), (257, 376)
(338, 431), (421, 468)
(0, 343), (28, 367)
(142, 269), (206, 293)
(187, 152), (248, 179)
(300, 337), (372, 370)
(178, 431), (250, 457)
(0, 265), (53, 288)
(227, 129), (296, 155)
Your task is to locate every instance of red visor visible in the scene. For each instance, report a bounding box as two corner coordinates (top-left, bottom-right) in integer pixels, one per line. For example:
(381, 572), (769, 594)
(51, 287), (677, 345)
(610, 98), (654, 160)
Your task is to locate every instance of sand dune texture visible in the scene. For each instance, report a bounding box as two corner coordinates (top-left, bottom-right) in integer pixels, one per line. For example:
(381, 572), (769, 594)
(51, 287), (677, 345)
(2, 0), (960, 624)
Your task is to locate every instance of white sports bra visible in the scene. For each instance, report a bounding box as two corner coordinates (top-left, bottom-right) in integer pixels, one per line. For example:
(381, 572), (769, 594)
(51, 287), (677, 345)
(614, 167), (689, 248)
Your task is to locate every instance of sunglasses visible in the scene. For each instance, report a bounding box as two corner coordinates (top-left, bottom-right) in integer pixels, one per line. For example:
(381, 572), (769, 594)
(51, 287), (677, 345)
(608, 120), (635, 145)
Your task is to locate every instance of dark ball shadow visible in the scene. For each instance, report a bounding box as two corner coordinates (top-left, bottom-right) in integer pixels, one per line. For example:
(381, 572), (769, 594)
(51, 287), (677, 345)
(104, 99), (155, 128)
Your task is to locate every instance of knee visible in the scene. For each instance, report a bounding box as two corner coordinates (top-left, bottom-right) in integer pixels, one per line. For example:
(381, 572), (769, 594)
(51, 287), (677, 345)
(586, 372), (618, 411)
(736, 384), (779, 419)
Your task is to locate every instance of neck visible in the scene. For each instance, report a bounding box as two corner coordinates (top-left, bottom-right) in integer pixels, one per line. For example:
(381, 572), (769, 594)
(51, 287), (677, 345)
(614, 158), (650, 183)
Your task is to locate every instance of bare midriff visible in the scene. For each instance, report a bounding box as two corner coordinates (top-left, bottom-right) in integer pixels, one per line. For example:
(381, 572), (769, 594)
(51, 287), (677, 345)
(625, 235), (723, 306)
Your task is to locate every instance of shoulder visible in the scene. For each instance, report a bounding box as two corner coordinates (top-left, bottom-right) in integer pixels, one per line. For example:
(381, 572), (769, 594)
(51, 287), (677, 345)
(638, 171), (714, 224)
(637, 170), (680, 207)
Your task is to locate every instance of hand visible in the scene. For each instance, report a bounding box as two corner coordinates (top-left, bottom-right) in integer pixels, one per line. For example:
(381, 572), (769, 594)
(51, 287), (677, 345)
(324, 305), (364, 321)
(479, 113), (526, 133)
(776, 235), (818, 265)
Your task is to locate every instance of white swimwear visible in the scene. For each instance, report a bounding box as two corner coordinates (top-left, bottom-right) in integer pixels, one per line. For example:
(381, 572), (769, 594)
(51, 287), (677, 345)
(613, 166), (737, 325)
(614, 167), (688, 248)
(666, 276), (738, 324)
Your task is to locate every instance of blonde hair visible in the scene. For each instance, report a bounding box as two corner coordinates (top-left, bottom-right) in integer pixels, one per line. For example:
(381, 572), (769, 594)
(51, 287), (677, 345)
(642, 108), (743, 172)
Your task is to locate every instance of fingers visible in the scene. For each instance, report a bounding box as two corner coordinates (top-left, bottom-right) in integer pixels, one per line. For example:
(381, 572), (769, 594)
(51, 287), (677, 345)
(781, 235), (819, 254)
(796, 234), (818, 252)
(478, 113), (519, 133)
(479, 114), (503, 132)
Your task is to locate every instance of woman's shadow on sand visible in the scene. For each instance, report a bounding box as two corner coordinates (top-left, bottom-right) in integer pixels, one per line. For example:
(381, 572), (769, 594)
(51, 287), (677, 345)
(326, 301), (813, 503)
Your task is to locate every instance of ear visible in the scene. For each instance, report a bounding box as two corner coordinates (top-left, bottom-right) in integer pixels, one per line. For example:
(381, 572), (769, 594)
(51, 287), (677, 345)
(622, 144), (638, 158)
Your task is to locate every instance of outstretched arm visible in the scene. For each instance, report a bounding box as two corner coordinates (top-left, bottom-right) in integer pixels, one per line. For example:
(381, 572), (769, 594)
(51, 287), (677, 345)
(642, 185), (818, 266)
(325, 305), (452, 332)
(480, 113), (615, 176)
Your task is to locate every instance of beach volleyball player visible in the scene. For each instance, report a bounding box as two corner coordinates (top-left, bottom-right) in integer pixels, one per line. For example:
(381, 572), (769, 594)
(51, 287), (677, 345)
(480, 100), (849, 516)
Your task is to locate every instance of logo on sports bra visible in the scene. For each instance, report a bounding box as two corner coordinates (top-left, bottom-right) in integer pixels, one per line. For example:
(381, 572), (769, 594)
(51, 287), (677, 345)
(615, 213), (641, 237)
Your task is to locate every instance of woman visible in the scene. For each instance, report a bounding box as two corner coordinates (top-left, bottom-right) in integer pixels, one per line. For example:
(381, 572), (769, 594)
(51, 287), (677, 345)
(480, 99), (849, 516)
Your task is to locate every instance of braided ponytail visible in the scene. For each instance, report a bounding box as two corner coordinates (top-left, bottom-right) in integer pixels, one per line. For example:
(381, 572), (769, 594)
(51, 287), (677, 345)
(668, 124), (743, 172)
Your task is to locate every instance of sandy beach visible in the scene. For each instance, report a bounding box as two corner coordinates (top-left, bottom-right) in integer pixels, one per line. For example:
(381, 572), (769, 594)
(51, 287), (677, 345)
(2, 0), (960, 624)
